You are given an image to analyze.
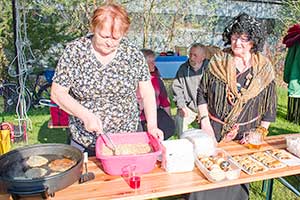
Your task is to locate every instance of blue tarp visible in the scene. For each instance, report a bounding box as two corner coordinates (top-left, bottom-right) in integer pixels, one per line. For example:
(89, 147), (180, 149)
(155, 56), (188, 79)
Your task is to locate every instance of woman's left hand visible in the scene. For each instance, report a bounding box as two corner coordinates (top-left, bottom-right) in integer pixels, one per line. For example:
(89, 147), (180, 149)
(239, 137), (248, 144)
(148, 128), (164, 141)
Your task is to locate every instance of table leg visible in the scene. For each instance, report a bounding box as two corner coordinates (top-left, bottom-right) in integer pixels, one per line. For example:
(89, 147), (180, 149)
(277, 177), (300, 196)
(262, 180), (268, 192)
(265, 179), (274, 200)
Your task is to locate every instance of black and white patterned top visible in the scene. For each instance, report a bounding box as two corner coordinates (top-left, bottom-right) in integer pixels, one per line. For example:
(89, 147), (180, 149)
(52, 34), (150, 147)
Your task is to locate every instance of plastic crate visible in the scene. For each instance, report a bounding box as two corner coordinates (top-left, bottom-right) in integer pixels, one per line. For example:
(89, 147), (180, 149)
(96, 132), (161, 175)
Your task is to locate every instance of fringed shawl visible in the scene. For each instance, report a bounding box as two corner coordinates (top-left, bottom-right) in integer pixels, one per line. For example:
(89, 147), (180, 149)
(208, 51), (275, 136)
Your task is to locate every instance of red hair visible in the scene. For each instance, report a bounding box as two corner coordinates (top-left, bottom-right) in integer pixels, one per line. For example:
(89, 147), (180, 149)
(90, 3), (130, 36)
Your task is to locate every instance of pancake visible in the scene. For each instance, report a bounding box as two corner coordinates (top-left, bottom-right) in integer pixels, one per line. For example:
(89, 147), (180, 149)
(25, 168), (48, 179)
(26, 155), (48, 167)
(48, 158), (76, 172)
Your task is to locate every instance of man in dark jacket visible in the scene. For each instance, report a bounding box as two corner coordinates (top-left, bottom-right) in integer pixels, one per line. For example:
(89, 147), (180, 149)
(172, 43), (209, 137)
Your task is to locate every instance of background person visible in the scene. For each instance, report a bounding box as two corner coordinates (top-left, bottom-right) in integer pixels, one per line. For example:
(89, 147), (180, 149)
(138, 49), (175, 139)
(51, 3), (163, 156)
(192, 13), (277, 200)
(172, 43), (209, 137)
(283, 24), (300, 123)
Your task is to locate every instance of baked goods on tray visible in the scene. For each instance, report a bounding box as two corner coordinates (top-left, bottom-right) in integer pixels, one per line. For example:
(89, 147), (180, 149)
(266, 149), (291, 160)
(265, 149), (300, 166)
(250, 152), (286, 169)
(232, 154), (267, 175)
(195, 149), (240, 182)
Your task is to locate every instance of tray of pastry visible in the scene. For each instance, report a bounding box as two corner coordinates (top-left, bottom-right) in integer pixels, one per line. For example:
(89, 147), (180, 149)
(231, 154), (268, 175)
(195, 149), (241, 182)
(250, 151), (286, 169)
(265, 149), (300, 166)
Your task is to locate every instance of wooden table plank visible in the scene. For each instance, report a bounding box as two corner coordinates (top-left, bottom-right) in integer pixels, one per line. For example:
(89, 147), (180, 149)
(0, 134), (299, 200)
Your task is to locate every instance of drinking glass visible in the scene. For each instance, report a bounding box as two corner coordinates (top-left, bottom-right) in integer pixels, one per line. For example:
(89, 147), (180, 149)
(122, 165), (141, 189)
(244, 129), (263, 150)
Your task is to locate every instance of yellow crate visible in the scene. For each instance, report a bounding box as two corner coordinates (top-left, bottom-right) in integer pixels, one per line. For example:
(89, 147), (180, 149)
(0, 129), (11, 155)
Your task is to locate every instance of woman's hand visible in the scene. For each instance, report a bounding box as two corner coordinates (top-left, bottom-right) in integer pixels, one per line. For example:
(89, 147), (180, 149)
(201, 117), (217, 144)
(148, 127), (164, 141)
(82, 112), (103, 135)
(239, 137), (248, 144)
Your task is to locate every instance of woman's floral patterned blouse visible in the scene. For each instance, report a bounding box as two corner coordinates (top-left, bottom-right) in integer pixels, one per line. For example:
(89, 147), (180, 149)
(53, 34), (150, 147)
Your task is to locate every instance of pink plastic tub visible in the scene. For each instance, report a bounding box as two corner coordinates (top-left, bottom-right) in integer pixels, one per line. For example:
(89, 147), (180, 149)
(96, 132), (161, 175)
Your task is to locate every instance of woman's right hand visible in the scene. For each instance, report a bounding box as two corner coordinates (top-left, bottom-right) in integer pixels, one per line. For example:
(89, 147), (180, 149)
(82, 112), (103, 135)
(201, 117), (217, 144)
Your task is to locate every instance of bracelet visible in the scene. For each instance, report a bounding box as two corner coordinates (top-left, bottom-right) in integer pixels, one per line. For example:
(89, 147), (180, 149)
(200, 115), (209, 121)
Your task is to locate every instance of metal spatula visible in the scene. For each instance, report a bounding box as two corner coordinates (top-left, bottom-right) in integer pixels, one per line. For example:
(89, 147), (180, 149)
(103, 132), (119, 155)
(79, 152), (95, 184)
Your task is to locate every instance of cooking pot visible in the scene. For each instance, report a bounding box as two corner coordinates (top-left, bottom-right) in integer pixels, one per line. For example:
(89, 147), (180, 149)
(0, 143), (83, 199)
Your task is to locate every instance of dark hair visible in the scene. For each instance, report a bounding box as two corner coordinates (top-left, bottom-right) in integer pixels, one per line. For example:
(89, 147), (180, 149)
(140, 48), (155, 57)
(222, 13), (265, 53)
(140, 48), (160, 76)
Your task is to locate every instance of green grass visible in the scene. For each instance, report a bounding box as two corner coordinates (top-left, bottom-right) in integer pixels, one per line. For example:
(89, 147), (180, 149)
(1, 107), (68, 149)
(270, 87), (300, 136)
(1, 86), (300, 200)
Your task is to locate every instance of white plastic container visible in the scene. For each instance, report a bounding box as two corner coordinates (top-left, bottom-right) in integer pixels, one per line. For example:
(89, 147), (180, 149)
(161, 139), (194, 173)
(181, 129), (216, 157)
(195, 149), (241, 182)
(286, 135), (300, 158)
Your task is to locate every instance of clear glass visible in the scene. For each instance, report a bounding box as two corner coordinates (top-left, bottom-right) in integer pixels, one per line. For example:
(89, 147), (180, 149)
(244, 129), (263, 150)
(122, 165), (141, 189)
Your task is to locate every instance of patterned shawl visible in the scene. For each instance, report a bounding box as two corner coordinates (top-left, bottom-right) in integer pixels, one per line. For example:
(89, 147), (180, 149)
(209, 50), (275, 136)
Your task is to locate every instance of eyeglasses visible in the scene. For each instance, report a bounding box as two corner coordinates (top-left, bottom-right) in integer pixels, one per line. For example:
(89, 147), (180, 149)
(231, 34), (250, 43)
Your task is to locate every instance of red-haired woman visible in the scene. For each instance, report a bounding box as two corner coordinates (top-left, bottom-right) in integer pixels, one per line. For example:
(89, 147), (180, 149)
(51, 3), (163, 155)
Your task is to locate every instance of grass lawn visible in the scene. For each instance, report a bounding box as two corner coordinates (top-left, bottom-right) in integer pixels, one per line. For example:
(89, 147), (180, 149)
(1, 108), (68, 149)
(1, 86), (300, 200)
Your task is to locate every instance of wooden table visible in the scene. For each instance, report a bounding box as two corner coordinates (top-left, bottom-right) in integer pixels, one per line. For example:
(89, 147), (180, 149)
(1, 134), (299, 200)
